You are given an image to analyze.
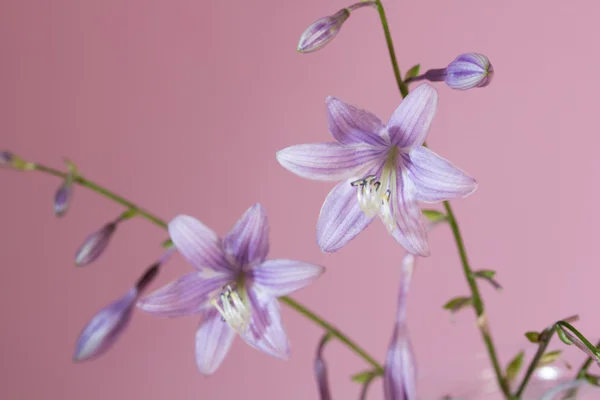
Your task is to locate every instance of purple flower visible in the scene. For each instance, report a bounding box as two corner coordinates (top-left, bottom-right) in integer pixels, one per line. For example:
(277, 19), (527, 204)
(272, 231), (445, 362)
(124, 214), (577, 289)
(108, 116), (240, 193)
(137, 203), (324, 375)
(54, 181), (72, 217)
(0, 151), (13, 165)
(445, 53), (494, 90)
(276, 84), (477, 256)
(75, 221), (118, 266)
(383, 254), (417, 400)
(74, 288), (138, 362)
(298, 9), (350, 53)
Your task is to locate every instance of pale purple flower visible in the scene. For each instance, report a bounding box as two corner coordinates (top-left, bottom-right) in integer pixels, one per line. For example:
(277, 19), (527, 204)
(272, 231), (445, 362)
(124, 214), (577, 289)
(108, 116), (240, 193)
(0, 151), (13, 165)
(383, 254), (417, 400)
(73, 255), (168, 362)
(75, 221), (118, 266)
(54, 181), (72, 217)
(276, 83), (477, 256)
(409, 53), (494, 90)
(137, 203), (324, 375)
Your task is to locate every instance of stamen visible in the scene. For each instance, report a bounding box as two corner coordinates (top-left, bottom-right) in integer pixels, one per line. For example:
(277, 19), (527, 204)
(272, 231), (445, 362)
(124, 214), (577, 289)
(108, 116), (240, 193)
(211, 284), (251, 334)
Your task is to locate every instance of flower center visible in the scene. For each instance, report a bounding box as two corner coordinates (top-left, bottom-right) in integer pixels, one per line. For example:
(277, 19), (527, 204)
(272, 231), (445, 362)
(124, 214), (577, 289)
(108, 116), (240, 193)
(211, 283), (251, 334)
(350, 147), (399, 232)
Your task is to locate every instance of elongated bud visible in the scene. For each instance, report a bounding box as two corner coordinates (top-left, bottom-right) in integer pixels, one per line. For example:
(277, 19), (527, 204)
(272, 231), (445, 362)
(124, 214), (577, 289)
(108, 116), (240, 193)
(314, 333), (332, 400)
(298, 9), (350, 53)
(74, 253), (169, 362)
(445, 53), (493, 90)
(54, 159), (78, 217)
(74, 221), (118, 266)
(0, 151), (13, 165)
(74, 287), (138, 362)
(383, 254), (417, 400)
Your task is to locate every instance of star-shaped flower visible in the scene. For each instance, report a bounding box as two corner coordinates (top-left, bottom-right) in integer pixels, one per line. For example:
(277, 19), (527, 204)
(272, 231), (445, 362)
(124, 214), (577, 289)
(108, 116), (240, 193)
(276, 83), (477, 256)
(138, 203), (324, 374)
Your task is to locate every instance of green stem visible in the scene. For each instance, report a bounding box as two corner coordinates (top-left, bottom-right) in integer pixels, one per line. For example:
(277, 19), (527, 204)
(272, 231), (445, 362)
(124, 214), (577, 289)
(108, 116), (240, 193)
(372, 1), (509, 396)
(29, 162), (383, 373)
(514, 326), (556, 397)
(374, 0), (409, 98)
(576, 339), (600, 378)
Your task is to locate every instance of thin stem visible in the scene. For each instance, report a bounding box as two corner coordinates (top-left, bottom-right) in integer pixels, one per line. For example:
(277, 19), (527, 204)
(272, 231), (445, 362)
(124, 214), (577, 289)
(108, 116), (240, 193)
(359, 374), (376, 400)
(281, 297), (383, 372)
(373, 0), (510, 395)
(515, 327), (556, 397)
(576, 339), (600, 378)
(28, 161), (383, 373)
(374, 0), (408, 98)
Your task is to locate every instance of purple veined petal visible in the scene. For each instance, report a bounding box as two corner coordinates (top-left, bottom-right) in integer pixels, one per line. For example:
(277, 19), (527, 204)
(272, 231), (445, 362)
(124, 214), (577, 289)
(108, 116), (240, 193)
(387, 84), (438, 149)
(446, 53), (494, 90)
(396, 253), (415, 323)
(223, 203), (270, 269)
(317, 178), (376, 252)
(74, 288), (138, 362)
(390, 166), (430, 256)
(276, 142), (386, 182)
(250, 259), (325, 297)
(75, 222), (118, 266)
(297, 9), (350, 53)
(383, 325), (417, 400)
(195, 308), (237, 375)
(240, 287), (290, 360)
(407, 147), (478, 203)
(326, 97), (390, 146)
(137, 272), (231, 318)
(168, 215), (233, 273)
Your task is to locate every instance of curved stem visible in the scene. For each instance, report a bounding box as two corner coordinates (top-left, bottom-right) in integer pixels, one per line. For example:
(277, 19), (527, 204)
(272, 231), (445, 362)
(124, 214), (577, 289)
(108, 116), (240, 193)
(28, 162), (383, 373)
(372, 1), (510, 397)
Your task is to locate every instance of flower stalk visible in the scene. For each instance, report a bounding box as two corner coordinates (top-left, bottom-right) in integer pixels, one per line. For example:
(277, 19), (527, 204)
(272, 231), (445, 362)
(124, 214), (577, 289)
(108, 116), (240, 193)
(372, 0), (509, 396)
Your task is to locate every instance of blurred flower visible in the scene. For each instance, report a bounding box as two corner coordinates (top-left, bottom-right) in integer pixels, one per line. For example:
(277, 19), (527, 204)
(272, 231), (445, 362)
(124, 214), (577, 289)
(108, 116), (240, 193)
(297, 2), (375, 53)
(138, 203), (324, 375)
(54, 159), (77, 217)
(0, 151), (13, 165)
(314, 333), (332, 400)
(0, 151), (34, 170)
(383, 254), (417, 400)
(75, 220), (119, 266)
(408, 53), (493, 91)
(276, 84), (477, 256)
(73, 254), (168, 362)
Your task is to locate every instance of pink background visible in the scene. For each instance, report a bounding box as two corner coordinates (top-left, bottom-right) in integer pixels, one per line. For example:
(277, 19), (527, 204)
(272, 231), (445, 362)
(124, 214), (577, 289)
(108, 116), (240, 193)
(2, 0), (599, 398)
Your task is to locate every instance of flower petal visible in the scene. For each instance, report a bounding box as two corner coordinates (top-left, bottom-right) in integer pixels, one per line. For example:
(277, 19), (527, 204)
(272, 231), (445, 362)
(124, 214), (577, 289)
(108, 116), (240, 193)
(387, 84), (438, 148)
(276, 143), (385, 181)
(383, 326), (417, 400)
(137, 272), (230, 318)
(317, 180), (375, 252)
(224, 203), (270, 268)
(251, 259), (324, 297)
(406, 147), (477, 203)
(195, 309), (236, 375)
(390, 167), (430, 256)
(168, 215), (233, 273)
(241, 287), (290, 360)
(326, 97), (389, 146)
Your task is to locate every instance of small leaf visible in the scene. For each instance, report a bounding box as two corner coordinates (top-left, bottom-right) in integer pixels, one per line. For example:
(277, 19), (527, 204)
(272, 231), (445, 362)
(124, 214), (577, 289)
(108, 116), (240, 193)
(473, 270), (502, 291)
(442, 296), (472, 313)
(422, 209), (446, 223)
(405, 64), (421, 80)
(161, 238), (173, 248)
(538, 350), (562, 367)
(556, 324), (573, 345)
(525, 331), (541, 343)
(351, 370), (374, 383)
(505, 351), (525, 384)
(585, 374), (600, 387)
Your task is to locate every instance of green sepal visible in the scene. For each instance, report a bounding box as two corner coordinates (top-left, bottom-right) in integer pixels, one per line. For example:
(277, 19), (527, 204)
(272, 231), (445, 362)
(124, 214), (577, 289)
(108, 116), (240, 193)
(405, 64), (421, 80)
(505, 351), (525, 384)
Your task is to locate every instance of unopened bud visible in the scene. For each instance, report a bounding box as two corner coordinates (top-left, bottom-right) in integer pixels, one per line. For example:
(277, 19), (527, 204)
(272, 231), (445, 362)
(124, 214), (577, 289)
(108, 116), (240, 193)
(298, 9), (350, 53)
(445, 53), (494, 90)
(0, 151), (13, 165)
(73, 288), (138, 362)
(74, 221), (118, 266)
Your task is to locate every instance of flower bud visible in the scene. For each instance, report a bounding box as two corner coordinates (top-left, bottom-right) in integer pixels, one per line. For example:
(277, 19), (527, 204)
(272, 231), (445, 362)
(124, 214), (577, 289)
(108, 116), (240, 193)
(445, 53), (493, 90)
(314, 333), (332, 400)
(54, 181), (72, 217)
(73, 288), (138, 362)
(74, 221), (118, 266)
(0, 151), (13, 166)
(297, 9), (350, 53)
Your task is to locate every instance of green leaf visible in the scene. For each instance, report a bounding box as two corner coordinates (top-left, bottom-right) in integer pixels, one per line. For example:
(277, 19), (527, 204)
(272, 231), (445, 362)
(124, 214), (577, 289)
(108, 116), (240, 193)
(524, 331), (541, 343)
(442, 296), (472, 313)
(537, 350), (562, 367)
(351, 370), (374, 383)
(161, 238), (173, 248)
(421, 209), (447, 223)
(585, 374), (600, 387)
(473, 269), (502, 291)
(556, 324), (573, 345)
(505, 351), (525, 384)
(404, 64), (421, 80)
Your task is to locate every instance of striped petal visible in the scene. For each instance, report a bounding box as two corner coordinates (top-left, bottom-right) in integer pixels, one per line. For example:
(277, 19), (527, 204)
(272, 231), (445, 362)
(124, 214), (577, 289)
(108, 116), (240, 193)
(224, 203), (270, 268)
(326, 96), (389, 146)
(388, 84), (438, 149)
(195, 309), (236, 375)
(251, 259), (324, 297)
(276, 143), (385, 181)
